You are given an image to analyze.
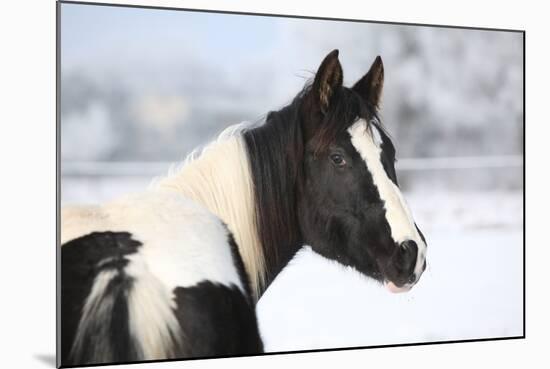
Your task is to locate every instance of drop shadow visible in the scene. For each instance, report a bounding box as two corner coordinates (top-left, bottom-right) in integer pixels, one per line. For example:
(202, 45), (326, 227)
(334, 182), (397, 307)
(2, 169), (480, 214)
(33, 354), (57, 367)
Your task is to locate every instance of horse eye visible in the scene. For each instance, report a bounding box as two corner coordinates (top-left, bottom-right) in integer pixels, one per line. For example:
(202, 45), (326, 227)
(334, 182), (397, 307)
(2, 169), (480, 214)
(330, 153), (346, 167)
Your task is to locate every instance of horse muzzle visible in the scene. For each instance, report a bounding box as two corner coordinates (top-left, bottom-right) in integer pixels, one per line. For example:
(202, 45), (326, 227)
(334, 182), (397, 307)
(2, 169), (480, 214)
(383, 239), (426, 293)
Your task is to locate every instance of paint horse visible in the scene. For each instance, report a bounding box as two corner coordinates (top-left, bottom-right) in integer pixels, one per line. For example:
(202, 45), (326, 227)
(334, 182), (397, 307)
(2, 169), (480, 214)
(61, 50), (427, 366)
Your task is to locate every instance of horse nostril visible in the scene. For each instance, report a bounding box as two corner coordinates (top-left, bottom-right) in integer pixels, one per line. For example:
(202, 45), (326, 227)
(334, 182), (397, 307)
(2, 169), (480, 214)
(395, 240), (418, 278)
(399, 241), (418, 262)
(400, 240), (417, 252)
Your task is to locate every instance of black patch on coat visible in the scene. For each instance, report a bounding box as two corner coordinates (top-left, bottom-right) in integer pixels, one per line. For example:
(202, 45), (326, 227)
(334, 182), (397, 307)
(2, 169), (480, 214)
(223, 225), (254, 302)
(61, 231), (141, 366)
(171, 282), (263, 357)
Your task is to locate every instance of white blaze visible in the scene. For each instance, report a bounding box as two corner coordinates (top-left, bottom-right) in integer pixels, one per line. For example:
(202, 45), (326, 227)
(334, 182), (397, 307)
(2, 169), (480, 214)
(347, 119), (426, 278)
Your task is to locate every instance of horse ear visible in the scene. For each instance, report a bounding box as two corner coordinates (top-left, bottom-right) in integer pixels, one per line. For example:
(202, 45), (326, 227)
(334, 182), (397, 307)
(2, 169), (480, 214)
(353, 55), (384, 108)
(310, 49), (343, 114)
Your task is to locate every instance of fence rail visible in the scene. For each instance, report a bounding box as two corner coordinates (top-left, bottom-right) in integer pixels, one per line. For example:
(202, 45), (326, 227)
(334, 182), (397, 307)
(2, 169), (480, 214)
(61, 155), (523, 177)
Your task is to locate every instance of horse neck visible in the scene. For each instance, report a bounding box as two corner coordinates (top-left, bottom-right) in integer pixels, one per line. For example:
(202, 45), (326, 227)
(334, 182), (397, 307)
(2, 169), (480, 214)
(242, 108), (305, 292)
(153, 132), (267, 301)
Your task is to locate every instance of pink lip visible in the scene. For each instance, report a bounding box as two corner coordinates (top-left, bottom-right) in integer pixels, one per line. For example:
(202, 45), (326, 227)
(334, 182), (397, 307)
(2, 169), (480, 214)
(384, 281), (413, 293)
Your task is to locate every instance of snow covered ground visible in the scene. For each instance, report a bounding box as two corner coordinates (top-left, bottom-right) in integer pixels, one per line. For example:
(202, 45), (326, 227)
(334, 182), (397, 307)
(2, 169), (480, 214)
(61, 176), (524, 351)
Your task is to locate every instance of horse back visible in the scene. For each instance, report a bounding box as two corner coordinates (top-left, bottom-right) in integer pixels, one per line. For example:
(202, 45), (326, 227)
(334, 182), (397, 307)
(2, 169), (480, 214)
(60, 191), (262, 365)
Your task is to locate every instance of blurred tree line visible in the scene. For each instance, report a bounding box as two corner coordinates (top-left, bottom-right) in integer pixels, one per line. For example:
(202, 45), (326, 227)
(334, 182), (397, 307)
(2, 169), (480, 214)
(61, 15), (523, 190)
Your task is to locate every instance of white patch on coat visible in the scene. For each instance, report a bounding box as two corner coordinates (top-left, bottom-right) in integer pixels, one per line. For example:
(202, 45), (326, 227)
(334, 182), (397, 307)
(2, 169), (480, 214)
(347, 119), (426, 278)
(62, 191), (244, 292)
(62, 191), (247, 360)
(124, 259), (184, 359)
(69, 259), (185, 361)
(152, 123), (266, 300)
(70, 270), (118, 362)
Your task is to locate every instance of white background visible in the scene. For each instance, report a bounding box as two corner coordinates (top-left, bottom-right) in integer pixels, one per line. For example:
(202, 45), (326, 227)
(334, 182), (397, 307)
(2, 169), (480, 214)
(0, 0), (547, 368)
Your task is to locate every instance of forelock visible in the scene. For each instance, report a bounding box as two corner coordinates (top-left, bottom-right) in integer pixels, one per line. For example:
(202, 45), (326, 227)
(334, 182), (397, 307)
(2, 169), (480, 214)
(311, 89), (382, 155)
